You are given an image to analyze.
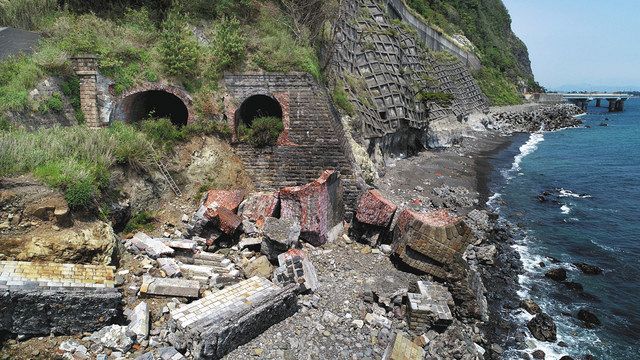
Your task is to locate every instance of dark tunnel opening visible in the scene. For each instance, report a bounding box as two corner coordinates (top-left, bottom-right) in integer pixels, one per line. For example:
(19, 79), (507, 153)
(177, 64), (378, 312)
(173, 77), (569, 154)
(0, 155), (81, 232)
(238, 95), (283, 126)
(120, 90), (189, 126)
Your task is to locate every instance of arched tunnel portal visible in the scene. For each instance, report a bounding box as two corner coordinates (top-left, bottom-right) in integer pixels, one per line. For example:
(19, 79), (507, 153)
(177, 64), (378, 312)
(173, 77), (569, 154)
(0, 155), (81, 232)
(112, 88), (192, 127)
(238, 94), (283, 126)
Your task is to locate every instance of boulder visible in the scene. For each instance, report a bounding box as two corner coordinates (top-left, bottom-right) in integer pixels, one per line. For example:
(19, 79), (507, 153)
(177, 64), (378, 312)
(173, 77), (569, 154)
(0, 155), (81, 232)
(532, 350), (545, 359)
(355, 189), (397, 228)
(239, 191), (280, 222)
(280, 170), (344, 246)
(261, 217), (301, 261)
(563, 281), (584, 292)
(527, 313), (557, 342)
(544, 268), (567, 282)
(573, 262), (603, 275)
(475, 245), (496, 264)
(577, 308), (600, 328)
(520, 299), (542, 315)
(391, 209), (473, 279)
(243, 255), (273, 279)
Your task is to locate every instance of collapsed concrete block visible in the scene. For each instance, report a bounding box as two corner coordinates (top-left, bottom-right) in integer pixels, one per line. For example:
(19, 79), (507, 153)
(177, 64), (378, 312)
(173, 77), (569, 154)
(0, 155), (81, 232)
(87, 324), (134, 353)
(261, 217), (301, 261)
(159, 238), (198, 252)
(280, 170), (344, 246)
(127, 301), (150, 342)
(168, 277), (298, 359)
(355, 189), (397, 228)
(157, 258), (182, 277)
(0, 261), (120, 335)
(382, 332), (425, 360)
(391, 209), (473, 279)
(273, 249), (319, 293)
(203, 190), (246, 214)
(140, 275), (200, 298)
(239, 191), (280, 222)
(130, 232), (174, 259)
(407, 281), (454, 331)
(136, 347), (186, 360)
(214, 207), (242, 235)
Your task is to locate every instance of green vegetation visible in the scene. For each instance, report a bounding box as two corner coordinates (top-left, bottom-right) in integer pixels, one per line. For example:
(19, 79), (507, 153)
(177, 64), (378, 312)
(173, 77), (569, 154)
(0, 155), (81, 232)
(238, 116), (284, 148)
(405, 0), (541, 104)
(474, 67), (522, 106)
(160, 13), (201, 82)
(332, 83), (355, 116)
(124, 211), (156, 233)
(0, 0), (57, 30)
(39, 92), (64, 113)
(417, 91), (454, 107)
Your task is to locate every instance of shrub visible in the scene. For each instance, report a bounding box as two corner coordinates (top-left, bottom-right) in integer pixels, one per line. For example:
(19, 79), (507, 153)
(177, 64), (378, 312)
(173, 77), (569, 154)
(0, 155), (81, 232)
(108, 122), (154, 169)
(159, 13), (201, 81)
(242, 116), (283, 148)
(183, 119), (232, 139)
(124, 211), (156, 233)
(0, 56), (43, 112)
(417, 91), (454, 107)
(41, 92), (64, 113)
(209, 17), (246, 74)
(332, 83), (355, 116)
(140, 118), (185, 151)
(0, 117), (13, 132)
(32, 159), (104, 209)
(473, 67), (522, 106)
(0, 0), (58, 30)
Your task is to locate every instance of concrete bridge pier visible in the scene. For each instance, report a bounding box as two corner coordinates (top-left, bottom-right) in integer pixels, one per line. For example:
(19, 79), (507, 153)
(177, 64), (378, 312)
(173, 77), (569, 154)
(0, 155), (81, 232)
(607, 98), (625, 112)
(570, 99), (590, 111)
(596, 99), (601, 107)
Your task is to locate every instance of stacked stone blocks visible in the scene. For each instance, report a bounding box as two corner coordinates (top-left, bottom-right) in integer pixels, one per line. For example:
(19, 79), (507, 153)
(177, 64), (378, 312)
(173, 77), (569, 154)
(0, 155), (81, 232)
(407, 280), (454, 331)
(71, 55), (100, 128)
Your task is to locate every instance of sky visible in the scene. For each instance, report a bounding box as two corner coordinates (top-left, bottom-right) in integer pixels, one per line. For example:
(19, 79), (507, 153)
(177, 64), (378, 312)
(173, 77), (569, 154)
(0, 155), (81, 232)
(502, 0), (640, 91)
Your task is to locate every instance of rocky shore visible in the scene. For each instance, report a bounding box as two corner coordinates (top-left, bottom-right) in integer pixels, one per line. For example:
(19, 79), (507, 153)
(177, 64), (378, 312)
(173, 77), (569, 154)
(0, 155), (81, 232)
(0, 102), (584, 360)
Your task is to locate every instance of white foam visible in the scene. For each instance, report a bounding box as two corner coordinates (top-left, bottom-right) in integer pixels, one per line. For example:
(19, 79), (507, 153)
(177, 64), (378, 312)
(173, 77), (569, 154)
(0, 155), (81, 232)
(558, 188), (592, 198)
(560, 204), (571, 214)
(503, 132), (545, 180)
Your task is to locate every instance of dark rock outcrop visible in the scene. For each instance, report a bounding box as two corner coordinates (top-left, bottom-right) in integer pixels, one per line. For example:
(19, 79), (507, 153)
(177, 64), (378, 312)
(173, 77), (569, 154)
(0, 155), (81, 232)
(520, 299), (542, 315)
(573, 262), (603, 275)
(544, 268), (567, 282)
(527, 313), (557, 342)
(577, 308), (601, 328)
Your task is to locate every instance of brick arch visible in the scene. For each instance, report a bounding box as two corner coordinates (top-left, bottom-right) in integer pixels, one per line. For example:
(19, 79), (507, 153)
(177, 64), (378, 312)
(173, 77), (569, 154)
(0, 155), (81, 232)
(110, 83), (195, 125)
(225, 92), (291, 144)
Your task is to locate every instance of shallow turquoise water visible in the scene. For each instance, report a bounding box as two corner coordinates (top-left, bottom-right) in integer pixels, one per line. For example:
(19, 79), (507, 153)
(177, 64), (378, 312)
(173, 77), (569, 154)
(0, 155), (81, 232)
(489, 98), (640, 359)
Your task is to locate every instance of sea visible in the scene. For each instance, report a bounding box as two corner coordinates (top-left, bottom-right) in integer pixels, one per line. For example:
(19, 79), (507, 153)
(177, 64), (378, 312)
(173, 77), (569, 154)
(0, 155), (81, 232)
(487, 97), (640, 359)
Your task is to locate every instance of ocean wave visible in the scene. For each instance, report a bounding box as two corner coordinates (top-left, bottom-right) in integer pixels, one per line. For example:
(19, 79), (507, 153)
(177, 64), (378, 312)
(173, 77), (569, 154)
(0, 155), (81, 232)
(561, 204), (571, 214)
(502, 132), (545, 179)
(558, 188), (592, 198)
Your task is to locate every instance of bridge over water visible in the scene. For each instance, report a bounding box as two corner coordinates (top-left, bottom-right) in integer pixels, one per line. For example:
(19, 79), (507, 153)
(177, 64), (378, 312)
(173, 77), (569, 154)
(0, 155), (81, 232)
(562, 93), (631, 112)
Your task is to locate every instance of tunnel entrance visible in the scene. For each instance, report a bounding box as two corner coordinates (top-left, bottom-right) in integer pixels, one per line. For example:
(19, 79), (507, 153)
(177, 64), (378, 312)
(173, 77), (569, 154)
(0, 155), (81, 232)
(118, 90), (189, 126)
(238, 95), (283, 126)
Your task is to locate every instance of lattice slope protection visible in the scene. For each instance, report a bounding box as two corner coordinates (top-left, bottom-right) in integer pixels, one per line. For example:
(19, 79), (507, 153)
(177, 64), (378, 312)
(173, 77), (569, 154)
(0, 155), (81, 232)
(331, 0), (488, 139)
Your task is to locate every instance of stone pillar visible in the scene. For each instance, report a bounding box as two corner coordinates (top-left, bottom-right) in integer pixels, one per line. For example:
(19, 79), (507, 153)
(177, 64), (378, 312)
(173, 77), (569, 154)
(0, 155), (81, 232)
(70, 55), (100, 128)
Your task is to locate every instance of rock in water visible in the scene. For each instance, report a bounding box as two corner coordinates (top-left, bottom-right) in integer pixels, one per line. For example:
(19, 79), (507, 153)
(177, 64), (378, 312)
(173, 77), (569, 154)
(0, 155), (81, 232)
(577, 309), (601, 328)
(544, 268), (567, 282)
(527, 313), (557, 342)
(532, 349), (546, 359)
(520, 299), (542, 315)
(573, 262), (603, 275)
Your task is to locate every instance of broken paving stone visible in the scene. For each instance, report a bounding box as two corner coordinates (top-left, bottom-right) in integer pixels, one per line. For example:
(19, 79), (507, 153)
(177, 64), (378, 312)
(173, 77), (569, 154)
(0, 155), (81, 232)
(127, 301), (149, 342)
(140, 275), (200, 298)
(239, 236), (263, 249)
(129, 232), (174, 259)
(273, 249), (319, 293)
(280, 169), (344, 246)
(168, 277), (298, 359)
(158, 238), (197, 252)
(382, 332), (425, 360)
(261, 217), (301, 261)
(239, 191), (280, 222)
(87, 325), (134, 353)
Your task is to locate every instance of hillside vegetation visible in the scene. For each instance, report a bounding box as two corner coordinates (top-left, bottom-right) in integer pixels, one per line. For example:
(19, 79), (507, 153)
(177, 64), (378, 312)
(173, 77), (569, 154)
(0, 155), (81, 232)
(405, 0), (541, 105)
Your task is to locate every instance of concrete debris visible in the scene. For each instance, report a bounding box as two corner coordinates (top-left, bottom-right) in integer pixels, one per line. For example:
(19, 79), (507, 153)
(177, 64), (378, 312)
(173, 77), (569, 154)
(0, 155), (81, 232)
(135, 347), (186, 360)
(158, 238), (198, 252)
(261, 217), (301, 261)
(407, 281), (454, 331)
(355, 189), (397, 228)
(87, 325), (134, 353)
(168, 277), (298, 359)
(202, 190), (245, 214)
(273, 249), (319, 293)
(238, 191), (280, 222)
(140, 275), (200, 298)
(129, 232), (174, 259)
(391, 209), (473, 279)
(243, 255), (273, 279)
(280, 170), (344, 246)
(157, 258), (181, 277)
(382, 332), (425, 360)
(127, 301), (149, 342)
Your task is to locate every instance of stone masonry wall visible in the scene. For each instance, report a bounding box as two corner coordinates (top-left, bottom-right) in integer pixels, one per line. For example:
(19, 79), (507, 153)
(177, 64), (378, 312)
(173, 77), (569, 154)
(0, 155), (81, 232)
(71, 55), (100, 128)
(224, 73), (360, 213)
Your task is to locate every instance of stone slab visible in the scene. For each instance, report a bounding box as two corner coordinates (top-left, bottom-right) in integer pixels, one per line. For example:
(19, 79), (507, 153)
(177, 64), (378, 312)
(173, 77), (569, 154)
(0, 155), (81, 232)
(382, 332), (425, 360)
(168, 277), (297, 359)
(130, 232), (174, 258)
(140, 275), (200, 298)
